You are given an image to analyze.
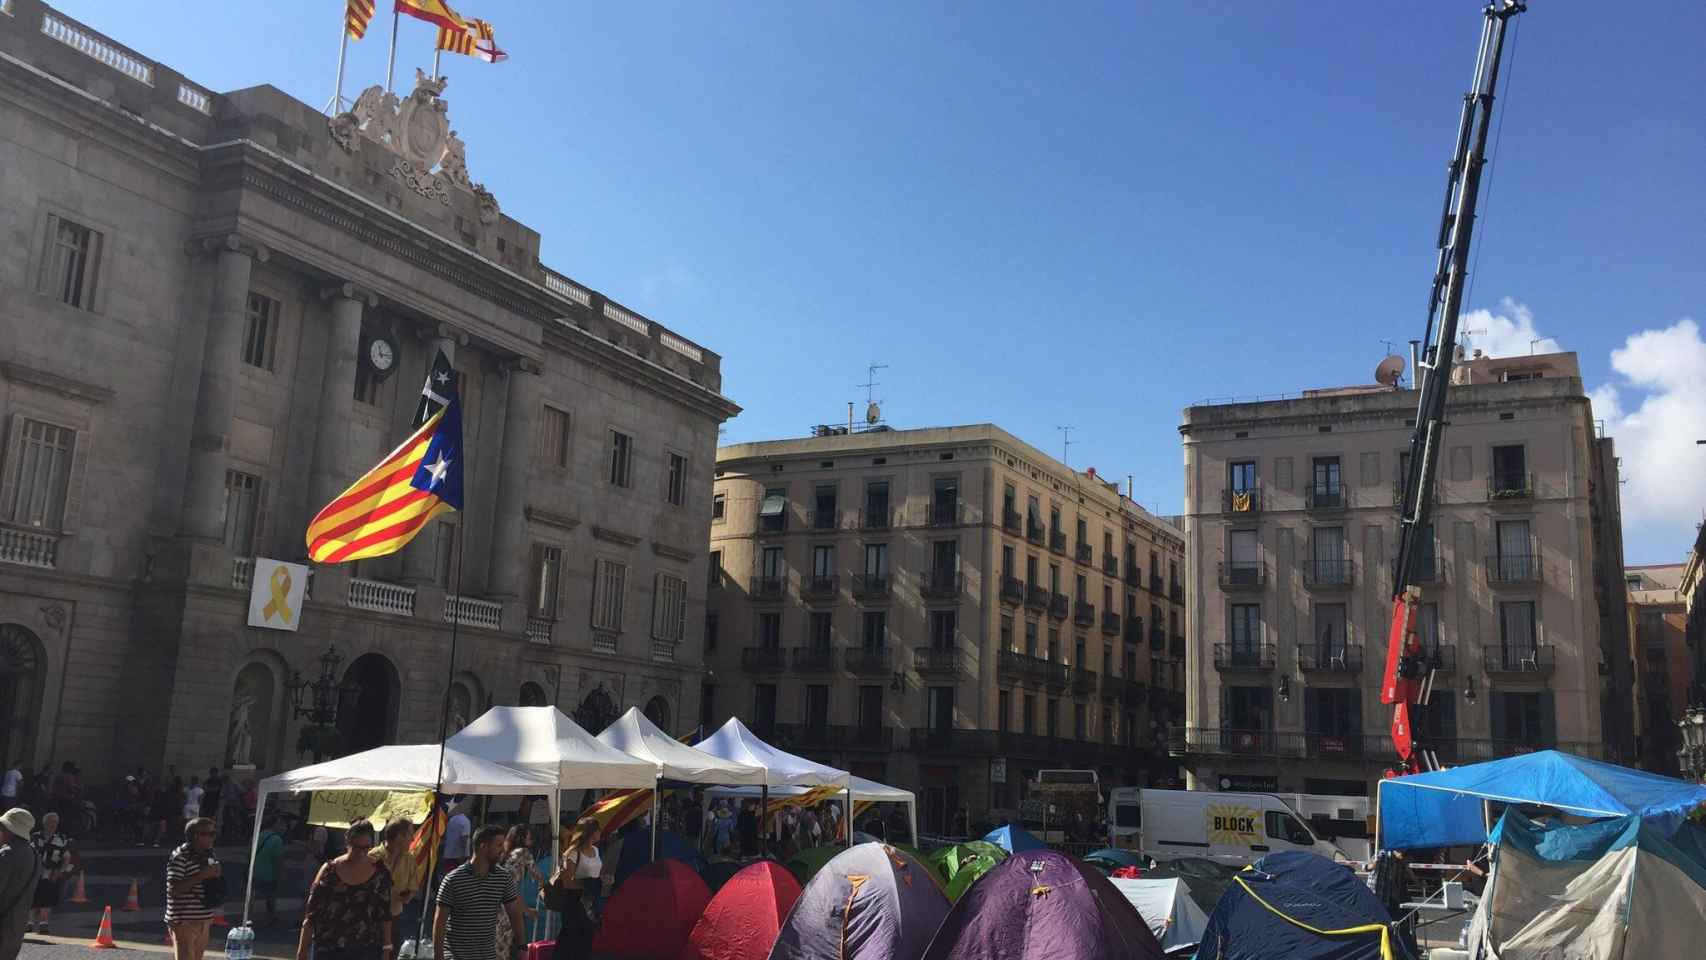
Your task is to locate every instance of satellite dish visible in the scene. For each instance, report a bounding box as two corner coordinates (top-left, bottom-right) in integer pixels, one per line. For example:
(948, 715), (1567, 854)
(866, 402), (881, 424)
(1375, 354), (1406, 387)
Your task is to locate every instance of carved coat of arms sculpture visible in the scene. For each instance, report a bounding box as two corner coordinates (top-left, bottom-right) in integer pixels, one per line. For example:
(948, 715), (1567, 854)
(328, 70), (500, 224)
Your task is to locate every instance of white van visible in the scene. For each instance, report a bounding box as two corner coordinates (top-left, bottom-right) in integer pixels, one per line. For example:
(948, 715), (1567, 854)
(1107, 788), (1349, 866)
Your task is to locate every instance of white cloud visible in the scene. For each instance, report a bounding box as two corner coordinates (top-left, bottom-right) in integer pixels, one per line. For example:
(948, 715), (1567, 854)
(1589, 318), (1706, 535)
(1461, 297), (1563, 358)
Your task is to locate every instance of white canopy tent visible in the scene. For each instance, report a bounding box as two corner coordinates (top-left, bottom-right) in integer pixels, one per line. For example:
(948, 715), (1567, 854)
(596, 707), (766, 857)
(445, 706), (658, 792)
(696, 718), (855, 847)
(702, 774), (917, 846)
(245, 743), (554, 921)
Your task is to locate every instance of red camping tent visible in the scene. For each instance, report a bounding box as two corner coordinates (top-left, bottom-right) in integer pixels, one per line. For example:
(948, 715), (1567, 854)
(680, 862), (802, 960)
(593, 859), (712, 959)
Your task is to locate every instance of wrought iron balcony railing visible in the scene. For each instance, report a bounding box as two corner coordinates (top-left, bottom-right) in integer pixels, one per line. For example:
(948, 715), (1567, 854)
(1025, 583), (1050, 610)
(1075, 542), (1093, 565)
(801, 575), (839, 601)
(1049, 529), (1068, 553)
(1488, 472), (1535, 501)
(1218, 560), (1266, 590)
(1484, 643), (1554, 675)
(1222, 487), (1263, 515)
(843, 646), (892, 676)
(1486, 551), (1542, 584)
(1297, 642), (1364, 673)
(1074, 601), (1096, 627)
(921, 570), (964, 600)
(1213, 641), (1276, 672)
(1003, 507), (1023, 533)
(1305, 484), (1347, 511)
(740, 646), (786, 673)
(1303, 558), (1354, 589)
(1048, 592), (1069, 620)
(851, 574), (891, 601)
(1000, 576), (1024, 605)
(925, 501), (962, 526)
(913, 645), (967, 677)
(791, 645), (836, 673)
(1101, 611), (1121, 635)
(750, 576), (785, 601)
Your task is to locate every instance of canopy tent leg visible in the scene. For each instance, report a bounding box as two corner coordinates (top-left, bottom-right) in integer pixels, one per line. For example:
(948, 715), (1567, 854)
(908, 798), (917, 849)
(844, 791), (852, 848)
(650, 783), (660, 861)
(242, 789), (269, 923)
(759, 785), (768, 856)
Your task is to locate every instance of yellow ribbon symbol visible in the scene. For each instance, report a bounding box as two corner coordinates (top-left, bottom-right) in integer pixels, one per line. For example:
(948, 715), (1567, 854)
(262, 565), (294, 623)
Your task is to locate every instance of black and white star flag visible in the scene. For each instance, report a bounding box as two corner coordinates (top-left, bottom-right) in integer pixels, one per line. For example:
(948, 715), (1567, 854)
(413, 348), (457, 428)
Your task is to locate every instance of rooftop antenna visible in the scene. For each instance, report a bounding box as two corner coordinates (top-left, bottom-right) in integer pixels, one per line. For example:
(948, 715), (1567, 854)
(858, 362), (888, 431)
(1056, 425), (1076, 466)
(1529, 337), (1543, 354)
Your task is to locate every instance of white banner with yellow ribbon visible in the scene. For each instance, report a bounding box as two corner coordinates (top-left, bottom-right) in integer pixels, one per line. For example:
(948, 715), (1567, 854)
(248, 557), (308, 631)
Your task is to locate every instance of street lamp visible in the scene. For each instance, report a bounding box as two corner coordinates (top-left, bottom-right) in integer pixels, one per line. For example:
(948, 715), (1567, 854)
(285, 646), (361, 762)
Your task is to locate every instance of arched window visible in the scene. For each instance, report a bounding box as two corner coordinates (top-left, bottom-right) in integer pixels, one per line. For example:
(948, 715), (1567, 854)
(643, 696), (672, 734)
(338, 653), (401, 754)
(0, 625), (45, 771)
(574, 686), (618, 735)
(519, 682), (548, 707)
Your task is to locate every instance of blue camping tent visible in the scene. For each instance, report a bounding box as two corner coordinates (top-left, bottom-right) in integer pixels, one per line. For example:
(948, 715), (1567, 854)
(1377, 749), (1706, 850)
(982, 824), (1045, 853)
(1195, 851), (1404, 960)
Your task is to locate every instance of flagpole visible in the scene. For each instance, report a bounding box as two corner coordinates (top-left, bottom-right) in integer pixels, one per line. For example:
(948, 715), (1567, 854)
(416, 517), (464, 949)
(432, 48), (442, 82)
(327, 28), (349, 116)
(386, 9), (401, 93)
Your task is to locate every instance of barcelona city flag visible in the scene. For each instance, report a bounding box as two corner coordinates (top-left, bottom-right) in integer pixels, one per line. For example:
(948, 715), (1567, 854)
(305, 353), (463, 563)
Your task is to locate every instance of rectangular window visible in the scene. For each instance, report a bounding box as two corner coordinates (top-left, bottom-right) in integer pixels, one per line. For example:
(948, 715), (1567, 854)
(40, 215), (102, 309)
(1074, 704), (1087, 741)
(1001, 615), (1014, 651)
(1226, 685), (1274, 729)
(1314, 603), (1348, 657)
(1417, 602), (1440, 651)
(666, 453), (687, 506)
(1024, 620), (1038, 656)
(1305, 687), (1361, 737)
(1229, 604), (1261, 652)
(753, 683), (778, 732)
(712, 493), (726, 521)
(814, 483), (837, 528)
(704, 611), (719, 652)
(1075, 515), (1087, 543)
(1048, 562), (1060, 592)
(864, 480), (890, 526)
(530, 544), (562, 619)
(931, 476), (958, 523)
(1491, 690), (1553, 745)
(608, 430), (633, 487)
(4, 418), (76, 529)
(1023, 694), (1036, 735)
(651, 573), (688, 643)
(809, 611), (832, 650)
(1312, 456), (1342, 495)
(222, 469), (261, 555)
(242, 292), (279, 370)
(1499, 600), (1537, 653)
(932, 539), (959, 576)
(1003, 483), (1017, 516)
(761, 546), (784, 580)
(928, 687), (955, 733)
(812, 544), (835, 578)
(591, 559), (626, 631)
(1048, 627), (1061, 663)
(1228, 460), (1257, 493)
(1496, 519), (1533, 579)
(805, 685), (829, 731)
(540, 406), (572, 470)
(1047, 699), (1059, 739)
(1075, 573), (1088, 601)
(1491, 444), (1527, 491)
(757, 611), (781, 648)
(864, 542), (889, 578)
(760, 485), (788, 531)
(997, 690), (1011, 733)
(1312, 526), (1345, 581)
(1229, 528), (1259, 582)
(858, 686), (883, 733)
(1002, 545), (1016, 578)
(862, 611), (887, 650)
(708, 549), (722, 589)
(930, 609), (956, 649)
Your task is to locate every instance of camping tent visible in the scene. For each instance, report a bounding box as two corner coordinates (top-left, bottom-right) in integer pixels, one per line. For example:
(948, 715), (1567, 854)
(704, 774), (917, 848)
(682, 861), (802, 960)
(592, 858), (713, 959)
(924, 842), (1007, 902)
(983, 824), (1045, 853)
(921, 849), (1164, 960)
(1378, 749), (1706, 850)
(1461, 809), (1706, 959)
(1109, 878), (1211, 954)
(768, 843), (949, 960)
(1084, 848), (1146, 872)
(598, 707), (768, 785)
(615, 828), (705, 886)
(1195, 851), (1400, 960)
(246, 742), (555, 920)
(784, 845), (844, 886)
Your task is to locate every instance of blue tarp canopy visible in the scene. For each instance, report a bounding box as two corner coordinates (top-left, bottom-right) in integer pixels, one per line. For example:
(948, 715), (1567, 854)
(1378, 750), (1706, 850)
(982, 824), (1046, 853)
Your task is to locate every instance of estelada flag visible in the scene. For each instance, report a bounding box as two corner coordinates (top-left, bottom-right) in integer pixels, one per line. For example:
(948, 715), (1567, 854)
(305, 355), (463, 563)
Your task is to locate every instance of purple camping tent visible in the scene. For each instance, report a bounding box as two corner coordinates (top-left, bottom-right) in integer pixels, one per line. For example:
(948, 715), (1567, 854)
(768, 842), (949, 960)
(921, 849), (1165, 960)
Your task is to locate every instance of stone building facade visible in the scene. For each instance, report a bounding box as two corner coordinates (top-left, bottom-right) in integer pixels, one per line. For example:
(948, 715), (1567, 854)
(0, 1), (738, 787)
(708, 425), (1187, 832)
(1177, 350), (1632, 797)
(1626, 564), (1690, 776)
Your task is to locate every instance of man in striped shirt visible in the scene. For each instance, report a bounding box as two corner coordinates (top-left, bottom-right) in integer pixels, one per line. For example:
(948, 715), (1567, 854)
(165, 817), (221, 960)
(433, 825), (520, 960)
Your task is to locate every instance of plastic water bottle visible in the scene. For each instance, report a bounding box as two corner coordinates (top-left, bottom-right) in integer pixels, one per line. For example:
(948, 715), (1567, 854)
(236, 922), (255, 960)
(223, 925), (243, 960)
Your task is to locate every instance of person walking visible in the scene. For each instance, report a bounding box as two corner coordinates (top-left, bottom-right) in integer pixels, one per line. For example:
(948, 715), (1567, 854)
(440, 803), (472, 876)
(0, 808), (40, 960)
(165, 817), (223, 960)
(250, 815), (286, 927)
(545, 818), (601, 960)
(493, 826), (541, 959)
(519, 826), (557, 945)
(297, 818), (393, 960)
(199, 769), (222, 822)
(432, 825), (522, 960)
(27, 812), (70, 934)
(372, 819), (421, 950)
(154, 777), (183, 847)
(182, 778), (204, 827)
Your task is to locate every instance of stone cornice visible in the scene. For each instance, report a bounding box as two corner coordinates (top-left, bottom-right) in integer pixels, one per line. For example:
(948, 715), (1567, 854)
(543, 320), (742, 422)
(0, 361), (117, 405)
(651, 540), (697, 563)
(524, 506), (580, 533)
(590, 525), (642, 547)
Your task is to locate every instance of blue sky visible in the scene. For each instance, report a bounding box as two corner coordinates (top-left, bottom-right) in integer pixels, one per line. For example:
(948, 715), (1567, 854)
(61, 1), (1706, 563)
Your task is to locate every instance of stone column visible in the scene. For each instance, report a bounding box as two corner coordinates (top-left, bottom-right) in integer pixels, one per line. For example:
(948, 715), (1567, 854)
(487, 360), (542, 601)
(400, 325), (466, 585)
(180, 236), (266, 541)
(308, 284), (371, 514)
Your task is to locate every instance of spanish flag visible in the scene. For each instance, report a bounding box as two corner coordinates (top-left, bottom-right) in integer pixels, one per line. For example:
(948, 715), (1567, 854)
(305, 351), (463, 563)
(437, 17), (507, 64)
(346, 0), (377, 40)
(395, 0), (467, 32)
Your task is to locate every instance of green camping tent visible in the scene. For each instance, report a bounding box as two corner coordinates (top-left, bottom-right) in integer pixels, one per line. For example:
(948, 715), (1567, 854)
(924, 841), (1008, 901)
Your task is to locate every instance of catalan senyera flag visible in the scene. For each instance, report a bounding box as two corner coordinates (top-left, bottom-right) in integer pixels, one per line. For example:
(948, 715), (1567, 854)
(305, 352), (463, 563)
(346, 0), (377, 39)
(437, 16), (508, 64)
(396, 0), (466, 32)
(584, 788), (668, 838)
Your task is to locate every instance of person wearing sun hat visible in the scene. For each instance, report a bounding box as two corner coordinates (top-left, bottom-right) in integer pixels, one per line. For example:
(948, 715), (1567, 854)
(0, 807), (41, 960)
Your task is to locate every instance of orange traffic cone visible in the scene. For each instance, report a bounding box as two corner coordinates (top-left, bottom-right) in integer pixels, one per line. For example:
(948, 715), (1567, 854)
(67, 871), (90, 904)
(119, 879), (141, 912)
(90, 906), (117, 949)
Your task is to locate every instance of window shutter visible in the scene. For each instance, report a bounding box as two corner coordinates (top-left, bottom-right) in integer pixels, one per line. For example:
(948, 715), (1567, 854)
(529, 545), (544, 614)
(35, 214), (59, 295)
(674, 578), (687, 643)
(1303, 688), (1319, 733)
(1538, 691), (1556, 747)
(252, 477), (271, 557)
(0, 414), (24, 522)
(651, 573), (666, 639)
(1349, 688), (1362, 735)
(1489, 691), (1508, 741)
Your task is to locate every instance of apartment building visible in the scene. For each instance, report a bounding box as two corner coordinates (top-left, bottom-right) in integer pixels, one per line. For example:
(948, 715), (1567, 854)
(1626, 564), (1690, 775)
(708, 425), (1186, 831)
(1177, 351), (1632, 797)
(0, 2), (738, 784)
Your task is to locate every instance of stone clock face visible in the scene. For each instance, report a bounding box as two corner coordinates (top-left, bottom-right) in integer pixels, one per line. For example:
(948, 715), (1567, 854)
(369, 338), (395, 372)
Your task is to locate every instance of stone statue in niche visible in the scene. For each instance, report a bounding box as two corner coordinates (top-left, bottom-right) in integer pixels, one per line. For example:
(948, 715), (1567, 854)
(227, 693), (256, 769)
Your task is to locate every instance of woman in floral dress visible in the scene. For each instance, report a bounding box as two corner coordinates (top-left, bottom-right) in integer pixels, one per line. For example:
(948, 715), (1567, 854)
(494, 824), (542, 958)
(296, 819), (393, 960)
